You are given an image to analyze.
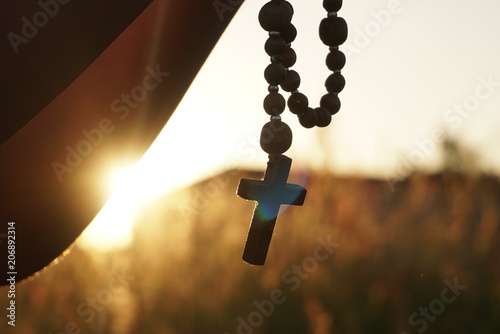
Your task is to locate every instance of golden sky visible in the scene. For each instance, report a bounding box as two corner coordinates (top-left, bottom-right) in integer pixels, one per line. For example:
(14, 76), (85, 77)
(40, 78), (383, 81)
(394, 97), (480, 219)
(79, 0), (500, 251)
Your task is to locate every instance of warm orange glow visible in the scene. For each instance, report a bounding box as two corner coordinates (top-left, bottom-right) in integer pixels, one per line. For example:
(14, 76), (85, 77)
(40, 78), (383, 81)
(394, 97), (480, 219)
(76, 97), (238, 252)
(77, 165), (139, 252)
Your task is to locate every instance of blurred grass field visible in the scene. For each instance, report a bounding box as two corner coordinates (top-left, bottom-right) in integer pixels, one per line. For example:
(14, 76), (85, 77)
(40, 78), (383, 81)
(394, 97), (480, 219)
(1, 163), (499, 333)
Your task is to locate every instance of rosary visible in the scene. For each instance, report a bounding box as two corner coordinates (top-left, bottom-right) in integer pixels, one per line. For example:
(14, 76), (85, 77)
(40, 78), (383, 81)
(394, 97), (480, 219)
(237, 0), (348, 265)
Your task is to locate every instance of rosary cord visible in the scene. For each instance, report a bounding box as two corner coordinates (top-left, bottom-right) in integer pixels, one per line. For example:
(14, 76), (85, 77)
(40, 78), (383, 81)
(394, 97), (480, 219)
(257, 0), (348, 155)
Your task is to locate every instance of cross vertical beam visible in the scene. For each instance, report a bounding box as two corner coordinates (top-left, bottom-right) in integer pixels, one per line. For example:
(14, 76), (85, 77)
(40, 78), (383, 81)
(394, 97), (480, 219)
(237, 154), (306, 265)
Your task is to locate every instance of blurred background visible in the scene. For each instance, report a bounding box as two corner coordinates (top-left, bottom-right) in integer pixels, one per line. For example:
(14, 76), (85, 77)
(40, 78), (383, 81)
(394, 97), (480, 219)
(1, 0), (500, 333)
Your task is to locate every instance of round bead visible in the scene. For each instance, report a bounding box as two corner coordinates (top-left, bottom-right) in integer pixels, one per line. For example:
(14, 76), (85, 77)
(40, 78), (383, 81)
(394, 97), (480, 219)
(287, 92), (309, 115)
(281, 47), (297, 68)
(265, 35), (286, 56)
(264, 63), (286, 85)
(320, 93), (341, 115)
(325, 72), (345, 93)
(259, 1), (294, 32)
(260, 120), (293, 154)
(279, 23), (297, 44)
(326, 49), (346, 71)
(298, 108), (318, 128)
(319, 16), (348, 46)
(281, 70), (301, 92)
(264, 92), (286, 115)
(315, 107), (332, 127)
(323, 0), (343, 12)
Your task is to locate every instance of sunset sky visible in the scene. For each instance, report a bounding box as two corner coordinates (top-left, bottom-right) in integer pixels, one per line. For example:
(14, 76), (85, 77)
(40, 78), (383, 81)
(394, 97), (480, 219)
(79, 0), (500, 250)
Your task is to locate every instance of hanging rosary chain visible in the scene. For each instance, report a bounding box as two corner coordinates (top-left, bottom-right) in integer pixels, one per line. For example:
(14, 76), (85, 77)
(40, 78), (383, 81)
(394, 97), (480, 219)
(257, 0), (348, 156)
(236, 0), (347, 265)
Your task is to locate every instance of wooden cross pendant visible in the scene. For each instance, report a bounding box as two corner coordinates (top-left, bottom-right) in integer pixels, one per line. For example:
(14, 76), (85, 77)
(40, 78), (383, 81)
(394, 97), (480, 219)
(237, 154), (306, 265)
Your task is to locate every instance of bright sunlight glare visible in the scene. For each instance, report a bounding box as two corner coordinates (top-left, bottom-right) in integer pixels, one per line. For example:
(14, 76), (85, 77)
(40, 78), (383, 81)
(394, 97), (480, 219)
(76, 2), (273, 253)
(76, 95), (239, 253)
(77, 165), (140, 252)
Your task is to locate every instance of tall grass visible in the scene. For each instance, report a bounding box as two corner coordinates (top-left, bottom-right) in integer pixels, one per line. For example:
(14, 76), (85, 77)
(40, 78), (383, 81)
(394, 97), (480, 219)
(1, 170), (499, 334)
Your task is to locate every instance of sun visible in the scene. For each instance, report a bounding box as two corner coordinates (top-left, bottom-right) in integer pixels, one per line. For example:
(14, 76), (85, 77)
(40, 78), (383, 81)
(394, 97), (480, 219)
(77, 164), (142, 252)
(75, 24), (268, 252)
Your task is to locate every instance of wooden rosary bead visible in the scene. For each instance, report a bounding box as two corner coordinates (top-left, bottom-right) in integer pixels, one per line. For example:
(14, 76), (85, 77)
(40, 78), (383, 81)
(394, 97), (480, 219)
(325, 72), (345, 93)
(320, 93), (341, 115)
(279, 23), (297, 44)
(323, 0), (343, 12)
(264, 92), (286, 115)
(319, 16), (348, 46)
(281, 47), (297, 68)
(259, 1), (294, 32)
(264, 63), (287, 85)
(265, 35), (287, 56)
(281, 70), (301, 92)
(326, 49), (346, 71)
(287, 92), (309, 115)
(260, 120), (293, 154)
(298, 107), (318, 128)
(315, 107), (332, 127)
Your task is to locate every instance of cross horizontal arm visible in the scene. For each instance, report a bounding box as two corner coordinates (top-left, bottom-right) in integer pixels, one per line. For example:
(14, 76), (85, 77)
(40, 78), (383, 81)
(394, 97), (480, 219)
(238, 179), (306, 206)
